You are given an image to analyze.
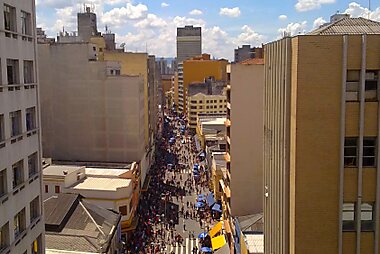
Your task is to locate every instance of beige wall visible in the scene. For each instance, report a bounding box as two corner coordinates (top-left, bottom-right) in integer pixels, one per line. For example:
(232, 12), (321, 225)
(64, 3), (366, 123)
(230, 63), (264, 216)
(38, 43), (145, 164)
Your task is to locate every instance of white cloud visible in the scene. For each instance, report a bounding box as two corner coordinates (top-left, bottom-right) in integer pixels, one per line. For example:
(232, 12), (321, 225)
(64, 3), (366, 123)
(189, 9), (203, 16)
(345, 2), (380, 21)
(102, 3), (148, 27)
(232, 25), (264, 46)
(219, 7), (241, 18)
(313, 17), (327, 28)
(295, 0), (335, 12)
(37, 0), (72, 8)
(134, 14), (167, 29)
(278, 21), (307, 36)
(279, 15), (288, 21)
(161, 2), (169, 8)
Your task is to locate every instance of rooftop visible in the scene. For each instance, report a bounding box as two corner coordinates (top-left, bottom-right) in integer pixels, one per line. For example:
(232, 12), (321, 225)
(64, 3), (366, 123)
(245, 234), (264, 254)
(200, 117), (227, 126)
(71, 177), (131, 191)
(44, 194), (121, 253)
(239, 58), (264, 65)
(85, 167), (130, 177)
(43, 165), (83, 177)
(308, 17), (380, 35)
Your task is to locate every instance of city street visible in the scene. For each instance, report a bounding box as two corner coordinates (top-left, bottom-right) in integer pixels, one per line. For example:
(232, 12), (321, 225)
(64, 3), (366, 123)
(129, 111), (216, 254)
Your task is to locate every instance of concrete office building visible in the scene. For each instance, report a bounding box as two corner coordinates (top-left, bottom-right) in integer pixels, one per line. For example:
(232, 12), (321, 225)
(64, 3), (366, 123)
(264, 16), (380, 254)
(38, 42), (148, 180)
(77, 6), (100, 42)
(176, 25), (201, 63)
(234, 45), (263, 63)
(177, 54), (228, 113)
(0, 0), (44, 253)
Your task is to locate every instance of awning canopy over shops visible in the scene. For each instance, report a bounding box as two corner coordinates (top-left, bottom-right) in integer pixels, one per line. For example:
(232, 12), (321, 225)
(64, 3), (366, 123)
(211, 235), (226, 251)
(206, 192), (216, 207)
(209, 221), (223, 238)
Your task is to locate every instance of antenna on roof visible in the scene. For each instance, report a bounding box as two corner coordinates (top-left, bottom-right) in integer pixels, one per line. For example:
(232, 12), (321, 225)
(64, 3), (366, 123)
(368, 0), (371, 19)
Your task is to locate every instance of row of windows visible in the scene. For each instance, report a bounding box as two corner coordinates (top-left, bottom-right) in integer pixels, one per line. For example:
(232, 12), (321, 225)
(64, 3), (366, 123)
(190, 110), (226, 115)
(44, 185), (60, 194)
(342, 202), (374, 231)
(344, 137), (376, 167)
(190, 99), (227, 104)
(0, 211), (41, 253)
(190, 105), (226, 110)
(3, 4), (33, 39)
(0, 152), (39, 198)
(346, 70), (378, 101)
(0, 58), (35, 86)
(0, 108), (37, 146)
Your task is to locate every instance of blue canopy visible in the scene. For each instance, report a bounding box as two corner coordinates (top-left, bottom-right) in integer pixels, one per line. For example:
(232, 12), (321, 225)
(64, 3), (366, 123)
(195, 202), (206, 208)
(200, 247), (213, 253)
(198, 196), (206, 201)
(198, 194), (206, 198)
(212, 204), (222, 212)
(206, 193), (216, 207)
(198, 232), (208, 239)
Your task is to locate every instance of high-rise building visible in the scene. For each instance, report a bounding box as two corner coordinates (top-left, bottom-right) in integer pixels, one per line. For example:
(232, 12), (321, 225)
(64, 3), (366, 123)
(264, 16), (380, 254)
(176, 25), (202, 63)
(0, 0), (45, 253)
(176, 54), (228, 114)
(77, 6), (100, 42)
(234, 45), (263, 63)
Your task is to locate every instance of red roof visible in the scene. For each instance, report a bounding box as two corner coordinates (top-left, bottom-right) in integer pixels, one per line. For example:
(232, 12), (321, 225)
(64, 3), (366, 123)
(239, 58), (264, 65)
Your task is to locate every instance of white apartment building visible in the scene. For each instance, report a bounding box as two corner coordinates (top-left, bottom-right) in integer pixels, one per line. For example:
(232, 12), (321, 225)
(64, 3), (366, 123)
(0, 1), (44, 253)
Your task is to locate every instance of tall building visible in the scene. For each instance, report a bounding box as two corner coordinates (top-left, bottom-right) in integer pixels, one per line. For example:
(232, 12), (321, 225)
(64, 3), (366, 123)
(0, 0), (44, 253)
(177, 54), (228, 114)
(264, 17), (380, 254)
(176, 25), (202, 63)
(77, 6), (100, 42)
(234, 45), (263, 63)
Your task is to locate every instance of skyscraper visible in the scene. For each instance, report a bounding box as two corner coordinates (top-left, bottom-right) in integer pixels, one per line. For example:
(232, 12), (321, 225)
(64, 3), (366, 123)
(176, 25), (202, 63)
(0, 0), (44, 253)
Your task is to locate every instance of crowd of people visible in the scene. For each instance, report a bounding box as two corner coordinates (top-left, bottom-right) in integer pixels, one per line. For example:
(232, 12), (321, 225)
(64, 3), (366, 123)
(127, 110), (217, 254)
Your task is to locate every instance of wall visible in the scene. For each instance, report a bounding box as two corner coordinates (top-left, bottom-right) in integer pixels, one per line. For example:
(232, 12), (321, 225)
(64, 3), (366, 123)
(230, 63), (264, 216)
(38, 43), (145, 164)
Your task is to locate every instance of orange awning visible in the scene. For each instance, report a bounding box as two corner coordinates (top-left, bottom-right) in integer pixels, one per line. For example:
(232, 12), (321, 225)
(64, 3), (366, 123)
(211, 235), (226, 250)
(209, 221), (223, 238)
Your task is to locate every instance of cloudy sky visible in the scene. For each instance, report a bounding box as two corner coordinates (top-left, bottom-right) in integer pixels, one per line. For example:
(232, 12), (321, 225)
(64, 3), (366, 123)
(36, 0), (380, 60)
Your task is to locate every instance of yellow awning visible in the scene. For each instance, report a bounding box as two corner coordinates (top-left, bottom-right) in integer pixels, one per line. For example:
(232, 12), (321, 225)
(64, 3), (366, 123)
(209, 221), (223, 238)
(211, 235), (226, 250)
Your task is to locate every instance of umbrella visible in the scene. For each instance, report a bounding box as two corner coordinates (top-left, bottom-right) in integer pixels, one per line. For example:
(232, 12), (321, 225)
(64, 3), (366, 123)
(195, 202), (205, 208)
(198, 194), (206, 198)
(200, 247), (213, 253)
(198, 232), (208, 239)
(197, 196), (206, 201)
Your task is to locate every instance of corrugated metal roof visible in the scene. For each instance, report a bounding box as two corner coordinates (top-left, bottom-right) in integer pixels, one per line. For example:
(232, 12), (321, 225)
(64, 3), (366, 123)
(309, 17), (380, 35)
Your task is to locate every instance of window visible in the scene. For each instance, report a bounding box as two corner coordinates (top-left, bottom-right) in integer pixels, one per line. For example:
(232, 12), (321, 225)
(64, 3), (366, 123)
(191, 100), (197, 104)
(206, 100), (209, 103)
(346, 70), (360, 101)
(6, 59), (19, 85)
(110, 70), (114, 75)
(54, 186), (60, 194)
(365, 71), (378, 101)
(28, 152), (38, 178)
(206, 106), (209, 109)
(219, 100), (223, 103)
(119, 205), (128, 215)
(342, 203), (355, 231)
(10, 110), (22, 137)
(23, 61), (34, 84)
(30, 196), (40, 223)
(3, 4), (16, 32)
(115, 70), (120, 76)
(26, 107), (36, 131)
(0, 169), (7, 198)
(44, 185), (48, 193)
(12, 160), (24, 189)
(363, 137), (376, 167)
(344, 137), (357, 167)
(199, 106), (203, 109)
(219, 105), (223, 108)
(199, 100), (203, 103)
(361, 203), (374, 231)
(190, 106), (197, 109)
(14, 208), (26, 238)
(0, 114), (4, 144)
(0, 222), (9, 251)
(214, 100), (217, 103)
(214, 105), (217, 109)
(21, 11), (31, 35)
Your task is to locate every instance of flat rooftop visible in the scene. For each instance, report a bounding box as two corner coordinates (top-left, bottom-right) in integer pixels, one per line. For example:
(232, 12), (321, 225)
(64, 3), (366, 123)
(201, 117), (226, 125)
(71, 177), (131, 191)
(85, 167), (130, 177)
(245, 234), (264, 254)
(43, 165), (83, 177)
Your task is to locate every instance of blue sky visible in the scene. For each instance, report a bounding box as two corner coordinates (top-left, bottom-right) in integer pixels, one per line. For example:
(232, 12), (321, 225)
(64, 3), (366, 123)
(35, 0), (380, 59)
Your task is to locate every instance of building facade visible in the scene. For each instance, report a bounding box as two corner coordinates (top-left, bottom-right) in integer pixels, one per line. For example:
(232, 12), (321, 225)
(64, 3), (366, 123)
(234, 45), (263, 63)
(0, 0), (44, 253)
(264, 17), (380, 254)
(176, 25), (201, 63)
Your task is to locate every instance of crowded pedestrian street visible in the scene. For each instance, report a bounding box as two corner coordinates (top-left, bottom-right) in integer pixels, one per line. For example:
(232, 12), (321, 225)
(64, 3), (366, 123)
(127, 110), (222, 254)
